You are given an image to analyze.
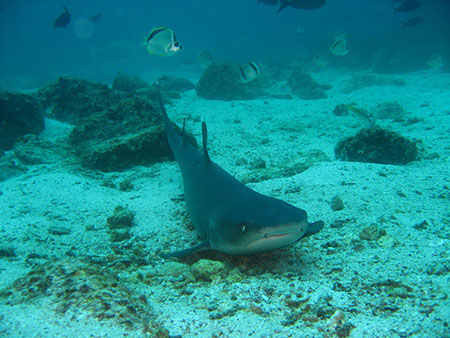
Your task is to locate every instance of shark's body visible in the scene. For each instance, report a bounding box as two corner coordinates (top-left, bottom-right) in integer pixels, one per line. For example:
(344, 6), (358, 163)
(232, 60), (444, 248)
(158, 93), (323, 257)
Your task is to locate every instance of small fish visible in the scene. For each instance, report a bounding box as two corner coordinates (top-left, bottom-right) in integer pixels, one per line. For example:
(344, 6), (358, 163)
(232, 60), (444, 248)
(334, 31), (348, 42)
(278, 0), (326, 13)
(394, 0), (422, 14)
(313, 53), (329, 66)
(54, 5), (71, 28)
(197, 51), (214, 68)
(330, 39), (349, 56)
(145, 27), (182, 56)
(401, 16), (425, 28)
(88, 14), (102, 23)
(239, 62), (262, 83)
(346, 104), (376, 128)
(295, 24), (306, 34)
(257, 0), (279, 5)
(427, 54), (446, 68)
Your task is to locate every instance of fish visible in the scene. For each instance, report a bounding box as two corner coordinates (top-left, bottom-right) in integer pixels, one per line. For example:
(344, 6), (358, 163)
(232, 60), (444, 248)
(88, 14), (102, 23)
(54, 5), (71, 28)
(157, 89), (324, 257)
(257, 0), (279, 5)
(427, 54), (446, 68)
(313, 52), (329, 66)
(330, 39), (349, 56)
(145, 27), (182, 56)
(394, 0), (422, 14)
(239, 62), (262, 83)
(278, 0), (326, 13)
(346, 104), (376, 128)
(295, 24), (306, 34)
(334, 31), (348, 42)
(401, 16), (425, 28)
(197, 51), (214, 68)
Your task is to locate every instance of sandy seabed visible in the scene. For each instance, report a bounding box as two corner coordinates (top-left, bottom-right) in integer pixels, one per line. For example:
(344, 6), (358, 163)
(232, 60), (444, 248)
(0, 69), (449, 338)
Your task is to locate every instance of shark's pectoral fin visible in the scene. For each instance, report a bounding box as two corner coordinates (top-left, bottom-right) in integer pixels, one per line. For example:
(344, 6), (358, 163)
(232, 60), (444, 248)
(302, 220), (324, 238)
(160, 241), (211, 258)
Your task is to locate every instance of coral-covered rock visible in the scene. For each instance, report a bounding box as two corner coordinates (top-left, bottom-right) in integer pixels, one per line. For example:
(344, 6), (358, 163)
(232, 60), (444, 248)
(373, 101), (407, 121)
(69, 96), (197, 172)
(157, 75), (195, 93)
(112, 74), (150, 92)
(0, 91), (45, 150)
(37, 77), (124, 122)
(69, 96), (167, 171)
(335, 127), (419, 165)
(287, 68), (328, 100)
(196, 62), (264, 100)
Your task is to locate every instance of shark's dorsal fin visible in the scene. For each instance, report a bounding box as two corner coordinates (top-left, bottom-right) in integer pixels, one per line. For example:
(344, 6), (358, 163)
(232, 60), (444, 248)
(181, 118), (187, 145)
(201, 119), (211, 163)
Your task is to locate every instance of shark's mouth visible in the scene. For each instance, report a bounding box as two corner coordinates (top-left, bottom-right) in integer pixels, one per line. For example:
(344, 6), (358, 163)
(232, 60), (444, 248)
(246, 232), (300, 252)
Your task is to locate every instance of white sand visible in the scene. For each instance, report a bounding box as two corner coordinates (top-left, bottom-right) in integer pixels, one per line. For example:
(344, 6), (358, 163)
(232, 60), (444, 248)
(0, 69), (449, 337)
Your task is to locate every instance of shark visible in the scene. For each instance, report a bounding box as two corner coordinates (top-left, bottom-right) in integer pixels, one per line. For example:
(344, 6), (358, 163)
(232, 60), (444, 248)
(158, 91), (323, 258)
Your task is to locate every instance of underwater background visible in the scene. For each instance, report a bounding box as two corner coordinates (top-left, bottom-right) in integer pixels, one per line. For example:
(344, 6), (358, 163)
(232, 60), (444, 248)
(1, 0), (450, 87)
(0, 0), (450, 337)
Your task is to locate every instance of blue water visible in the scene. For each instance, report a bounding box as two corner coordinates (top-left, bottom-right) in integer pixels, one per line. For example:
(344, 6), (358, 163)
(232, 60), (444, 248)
(0, 0), (449, 87)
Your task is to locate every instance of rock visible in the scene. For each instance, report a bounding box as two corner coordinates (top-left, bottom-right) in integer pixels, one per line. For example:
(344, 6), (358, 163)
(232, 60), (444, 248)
(109, 229), (131, 242)
(359, 224), (386, 241)
(37, 77), (124, 123)
(249, 158), (266, 169)
(332, 104), (349, 116)
(157, 262), (191, 278)
(191, 259), (226, 282)
(287, 68), (328, 100)
(196, 62), (264, 100)
(69, 96), (166, 171)
(157, 75), (195, 93)
(0, 91), (45, 150)
(112, 75), (150, 92)
(0, 247), (16, 258)
(119, 179), (134, 192)
(377, 235), (396, 249)
(107, 206), (135, 230)
(331, 196), (344, 211)
(373, 101), (407, 121)
(426, 262), (450, 276)
(335, 126), (419, 165)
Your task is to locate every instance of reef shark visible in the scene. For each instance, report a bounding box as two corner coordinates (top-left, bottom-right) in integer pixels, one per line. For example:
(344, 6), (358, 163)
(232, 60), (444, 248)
(158, 91), (323, 258)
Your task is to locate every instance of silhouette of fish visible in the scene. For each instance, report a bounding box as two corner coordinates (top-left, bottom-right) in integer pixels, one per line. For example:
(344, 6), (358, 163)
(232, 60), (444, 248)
(257, 0), (279, 5)
(88, 13), (102, 23)
(394, 0), (422, 14)
(401, 16), (425, 28)
(278, 0), (326, 13)
(54, 5), (71, 28)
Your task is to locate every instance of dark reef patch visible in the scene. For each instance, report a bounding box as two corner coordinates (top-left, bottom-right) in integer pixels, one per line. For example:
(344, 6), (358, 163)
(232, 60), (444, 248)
(287, 68), (329, 100)
(112, 74), (150, 92)
(157, 74), (195, 93)
(335, 127), (419, 165)
(196, 62), (264, 100)
(0, 91), (45, 151)
(0, 259), (169, 335)
(37, 77), (124, 123)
